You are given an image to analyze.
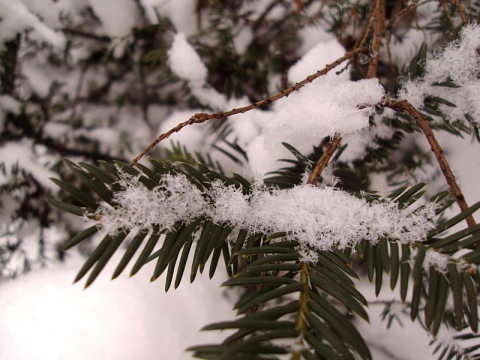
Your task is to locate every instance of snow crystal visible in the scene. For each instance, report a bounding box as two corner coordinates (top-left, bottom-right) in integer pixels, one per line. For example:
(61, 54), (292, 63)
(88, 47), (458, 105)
(400, 24), (480, 124)
(97, 173), (436, 263)
(96, 173), (205, 234)
(426, 24), (480, 86)
(263, 77), (385, 155)
(168, 33), (208, 86)
(208, 181), (250, 226)
(422, 248), (449, 273)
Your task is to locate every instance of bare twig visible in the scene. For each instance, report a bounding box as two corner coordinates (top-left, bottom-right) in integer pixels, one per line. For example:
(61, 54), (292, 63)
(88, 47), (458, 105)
(130, 46), (368, 166)
(439, 0), (456, 30)
(450, 0), (469, 25)
(62, 28), (111, 43)
(305, 1), (386, 185)
(307, 135), (342, 185)
(338, 0), (361, 44)
(384, 98), (476, 228)
(367, 0), (385, 78)
(385, 0), (422, 29)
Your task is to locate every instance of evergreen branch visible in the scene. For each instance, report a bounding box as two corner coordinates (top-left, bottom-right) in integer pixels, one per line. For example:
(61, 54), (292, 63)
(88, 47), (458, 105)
(130, 46), (369, 166)
(384, 98), (476, 229)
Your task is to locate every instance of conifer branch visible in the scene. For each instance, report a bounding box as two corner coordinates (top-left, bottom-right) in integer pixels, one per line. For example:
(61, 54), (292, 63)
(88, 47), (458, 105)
(384, 98), (476, 229)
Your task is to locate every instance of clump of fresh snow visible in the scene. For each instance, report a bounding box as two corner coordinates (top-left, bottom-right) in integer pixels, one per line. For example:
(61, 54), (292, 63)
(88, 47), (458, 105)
(97, 173), (205, 234)
(168, 33), (208, 86)
(263, 77), (385, 156)
(97, 173), (436, 263)
(400, 24), (480, 124)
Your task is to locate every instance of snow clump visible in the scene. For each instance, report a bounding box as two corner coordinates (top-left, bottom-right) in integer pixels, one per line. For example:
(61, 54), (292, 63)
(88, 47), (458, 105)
(95, 174), (436, 262)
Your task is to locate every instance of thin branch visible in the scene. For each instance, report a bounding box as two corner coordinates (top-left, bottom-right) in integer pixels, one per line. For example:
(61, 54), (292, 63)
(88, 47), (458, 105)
(384, 98), (476, 228)
(307, 135), (342, 185)
(385, 0), (422, 29)
(306, 1), (385, 185)
(130, 46), (368, 166)
(450, 0), (469, 25)
(367, 0), (385, 78)
(62, 28), (111, 43)
(439, 0), (456, 30)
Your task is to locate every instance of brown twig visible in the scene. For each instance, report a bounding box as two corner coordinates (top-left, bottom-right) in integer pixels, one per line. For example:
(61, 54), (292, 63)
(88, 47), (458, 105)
(305, 0), (386, 185)
(366, 0), (385, 78)
(62, 28), (111, 43)
(450, 0), (469, 25)
(385, 0), (422, 29)
(338, 0), (361, 43)
(307, 136), (342, 185)
(439, 0), (456, 30)
(130, 46), (369, 166)
(384, 98), (476, 228)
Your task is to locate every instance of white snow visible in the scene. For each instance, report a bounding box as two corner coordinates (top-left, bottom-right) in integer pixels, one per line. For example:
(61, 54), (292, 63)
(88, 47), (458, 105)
(0, 252), (233, 360)
(97, 173), (205, 234)
(263, 77), (385, 156)
(400, 24), (480, 124)
(96, 175), (436, 262)
(0, 140), (58, 193)
(288, 39), (350, 83)
(168, 33), (208, 86)
(0, 1), (65, 50)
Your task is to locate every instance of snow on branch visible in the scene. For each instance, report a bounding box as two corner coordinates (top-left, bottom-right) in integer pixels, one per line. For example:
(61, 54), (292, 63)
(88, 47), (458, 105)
(400, 24), (480, 124)
(95, 173), (436, 262)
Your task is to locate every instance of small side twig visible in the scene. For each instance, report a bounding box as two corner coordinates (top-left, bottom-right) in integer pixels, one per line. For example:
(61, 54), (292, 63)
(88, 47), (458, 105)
(130, 46), (368, 166)
(439, 0), (456, 30)
(366, 0), (385, 78)
(307, 135), (342, 185)
(450, 0), (469, 25)
(384, 98), (476, 228)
